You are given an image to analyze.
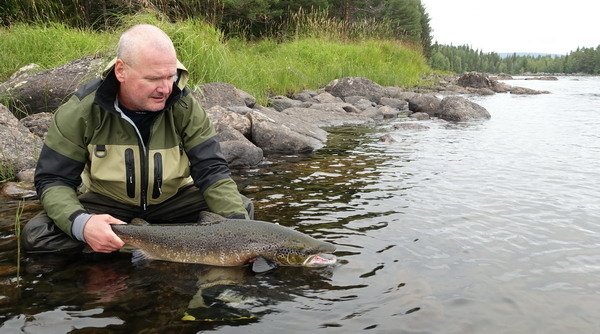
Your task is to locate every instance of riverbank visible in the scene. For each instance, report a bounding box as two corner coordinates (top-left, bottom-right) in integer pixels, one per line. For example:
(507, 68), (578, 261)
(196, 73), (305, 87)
(0, 14), (429, 105)
(0, 54), (549, 200)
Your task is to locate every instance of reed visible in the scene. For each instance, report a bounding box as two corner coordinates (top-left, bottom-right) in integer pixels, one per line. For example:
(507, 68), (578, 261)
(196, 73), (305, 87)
(14, 199), (24, 286)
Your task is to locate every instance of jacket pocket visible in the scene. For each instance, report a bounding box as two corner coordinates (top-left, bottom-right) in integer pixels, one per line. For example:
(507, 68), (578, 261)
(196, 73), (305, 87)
(152, 152), (163, 199)
(125, 148), (135, 198)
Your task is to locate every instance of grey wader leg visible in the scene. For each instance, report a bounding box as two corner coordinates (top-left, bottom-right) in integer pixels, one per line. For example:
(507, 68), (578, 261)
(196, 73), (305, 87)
(22, 211), (84, 254)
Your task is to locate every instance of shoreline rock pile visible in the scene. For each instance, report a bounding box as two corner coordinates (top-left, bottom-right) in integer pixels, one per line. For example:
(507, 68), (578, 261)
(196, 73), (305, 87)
(0, 57), (550, 198)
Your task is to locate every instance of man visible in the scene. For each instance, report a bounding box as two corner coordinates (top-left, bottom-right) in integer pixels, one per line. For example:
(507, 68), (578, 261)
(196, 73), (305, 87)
(23, 24), (252, 254)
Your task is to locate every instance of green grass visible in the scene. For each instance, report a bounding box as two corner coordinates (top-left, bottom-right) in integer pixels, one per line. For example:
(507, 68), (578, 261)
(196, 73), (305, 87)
(0, 13), (431, 105)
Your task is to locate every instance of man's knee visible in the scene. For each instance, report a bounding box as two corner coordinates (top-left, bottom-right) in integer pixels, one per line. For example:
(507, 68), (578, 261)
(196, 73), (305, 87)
(22, 212), (83, 254)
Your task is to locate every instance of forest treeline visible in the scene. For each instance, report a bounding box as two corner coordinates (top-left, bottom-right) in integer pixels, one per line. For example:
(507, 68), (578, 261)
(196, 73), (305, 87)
(0, 0), (431, 50)
(1, 0), (598, 75)
(429, 43), (600, 75)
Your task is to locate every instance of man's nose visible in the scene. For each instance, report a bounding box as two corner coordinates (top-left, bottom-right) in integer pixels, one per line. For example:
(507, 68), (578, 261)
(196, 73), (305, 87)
(157, 79), (172, 93)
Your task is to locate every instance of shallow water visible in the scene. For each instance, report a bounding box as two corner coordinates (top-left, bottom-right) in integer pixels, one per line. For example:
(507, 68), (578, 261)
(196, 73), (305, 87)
(1, 76), (599, 333)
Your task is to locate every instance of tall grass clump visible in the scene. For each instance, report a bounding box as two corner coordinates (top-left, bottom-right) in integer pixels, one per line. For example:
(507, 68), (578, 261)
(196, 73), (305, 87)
(1, 11), (431, 104)
(280, 8), (398, 42)
(222, 37), (428, 103)
(0, 22), (115, 80)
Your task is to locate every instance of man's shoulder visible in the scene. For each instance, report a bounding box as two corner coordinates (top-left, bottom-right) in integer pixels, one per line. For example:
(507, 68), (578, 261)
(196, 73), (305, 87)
(74, 77), (103, 101)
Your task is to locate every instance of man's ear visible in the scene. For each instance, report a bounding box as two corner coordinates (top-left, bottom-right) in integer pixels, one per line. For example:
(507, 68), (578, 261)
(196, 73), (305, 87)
(114, 59), (126, 83)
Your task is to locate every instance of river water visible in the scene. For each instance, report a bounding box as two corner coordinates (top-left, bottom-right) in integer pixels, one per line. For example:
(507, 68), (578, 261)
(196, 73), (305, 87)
(0, 76), (599, 333)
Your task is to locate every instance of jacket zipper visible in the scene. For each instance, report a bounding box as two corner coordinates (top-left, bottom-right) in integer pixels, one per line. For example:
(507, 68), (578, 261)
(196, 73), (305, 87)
(152, 152), (163, 199)
(125, 148), (135, 198)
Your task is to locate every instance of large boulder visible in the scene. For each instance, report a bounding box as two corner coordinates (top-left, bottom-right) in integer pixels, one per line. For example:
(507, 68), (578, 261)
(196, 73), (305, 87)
(206, 106), (262, 167)
(407, 93), (442, 116)
(325, 77), (385, 103)
(0, 104), (43, 175)
(206, 106), (252, 137)
(249, 107), (328, 153)
(436, 96), (491, 122)
(214, 124), (263, 167)
(282, 105), (371, 127)
(457, 72), (492, 89)
(193, 82), (256, 109)
(0, 56), (105, 118)
(20, 112), (53, 139)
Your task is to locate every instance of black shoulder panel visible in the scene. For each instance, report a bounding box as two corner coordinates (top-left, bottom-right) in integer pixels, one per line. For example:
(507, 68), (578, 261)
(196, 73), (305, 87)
(74, 77), (102, 100)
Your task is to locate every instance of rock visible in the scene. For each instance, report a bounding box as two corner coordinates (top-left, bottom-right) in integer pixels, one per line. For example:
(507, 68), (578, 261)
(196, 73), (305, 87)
(268, 96), (304, 112)
(510, 87), (550, 95)
(380, 97), (409, 111)
(490, 74), (513, 80)
(379, 134), (396, 144)
(206, 106), (252, 137)
(249, 107), (328, 153)
(342, 96), (374, 108)
(313, 92), (342, 103)
(360, 106), (384, 120)
(437, 96), (491, 122)
(282, 106), (371, 127)
(193, 82), (256, 109)
(20, 112), (53, 138)
(384, 87), (417, 101)
(226, 106), (254, 115)
(409, 112), (430, 120)
(524, 76), (558, 81)
(407, 94), (442, 116)
(214, 123), (263, 167)
(378, 106), (401, 119)
(1, 181), (37, 199)
(309, 102), (361, 114)
(16, 168), (35, 183)
(325, 77), (384, 103)
(220, 140), (263, 167)
(0, 104), (43, 174)
(393, 122), (430, 131)
(292, 90), (318, 103)
(0, 56), (105, 118)
(457, 72), (492, 89)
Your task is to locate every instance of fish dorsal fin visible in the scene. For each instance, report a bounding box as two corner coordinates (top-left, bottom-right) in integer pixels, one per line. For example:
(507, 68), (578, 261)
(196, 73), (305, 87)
(130, 218), (150, 226)
(251, 256), (278, 273)
(198, 211), (226, 223)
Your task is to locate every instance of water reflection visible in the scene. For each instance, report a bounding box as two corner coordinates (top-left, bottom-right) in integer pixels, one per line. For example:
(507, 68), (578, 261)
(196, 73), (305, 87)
(2, 78), (600, 332)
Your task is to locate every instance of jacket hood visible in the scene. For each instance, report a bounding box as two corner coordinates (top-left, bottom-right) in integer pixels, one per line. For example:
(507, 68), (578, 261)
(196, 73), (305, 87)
(102, 57), (190, 91)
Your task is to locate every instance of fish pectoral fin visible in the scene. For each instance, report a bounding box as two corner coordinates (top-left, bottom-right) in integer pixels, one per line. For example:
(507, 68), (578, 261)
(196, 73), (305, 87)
(130, 249), (154, 264)
(130, 218), (150, 226)
(198, 211), (226, 223)
(251, 257), (277, 273)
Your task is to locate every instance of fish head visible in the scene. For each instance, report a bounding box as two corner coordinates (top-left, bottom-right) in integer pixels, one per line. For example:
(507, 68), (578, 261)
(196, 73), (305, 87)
(272, 239), (337, 267)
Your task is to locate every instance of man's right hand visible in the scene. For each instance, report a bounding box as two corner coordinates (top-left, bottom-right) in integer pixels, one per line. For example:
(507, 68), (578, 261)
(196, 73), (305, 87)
(83, 214), (126, 253)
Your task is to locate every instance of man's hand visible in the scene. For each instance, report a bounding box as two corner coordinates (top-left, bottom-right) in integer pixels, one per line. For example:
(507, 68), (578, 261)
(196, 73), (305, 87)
(83, 214), (126, 253)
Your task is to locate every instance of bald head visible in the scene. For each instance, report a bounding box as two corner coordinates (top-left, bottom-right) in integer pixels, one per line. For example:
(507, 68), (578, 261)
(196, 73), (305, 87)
(116, 24), (176, 66)
(114, 24), (179, 112)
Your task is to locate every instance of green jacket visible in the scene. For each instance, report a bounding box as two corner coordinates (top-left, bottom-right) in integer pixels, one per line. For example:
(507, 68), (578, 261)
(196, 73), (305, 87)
(34, 60), (248, 239)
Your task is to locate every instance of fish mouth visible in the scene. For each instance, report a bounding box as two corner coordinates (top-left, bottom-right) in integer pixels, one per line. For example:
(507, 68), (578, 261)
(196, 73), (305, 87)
(302, 253), (337, 267)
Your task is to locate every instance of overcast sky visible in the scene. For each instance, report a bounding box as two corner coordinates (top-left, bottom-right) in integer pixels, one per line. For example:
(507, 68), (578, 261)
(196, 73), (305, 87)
(421, 0), (600, 55)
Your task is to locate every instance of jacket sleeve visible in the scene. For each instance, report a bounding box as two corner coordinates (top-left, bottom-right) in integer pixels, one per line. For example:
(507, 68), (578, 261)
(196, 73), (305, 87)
(178, 95), (249, 218)
(34, 96), (91, 237)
